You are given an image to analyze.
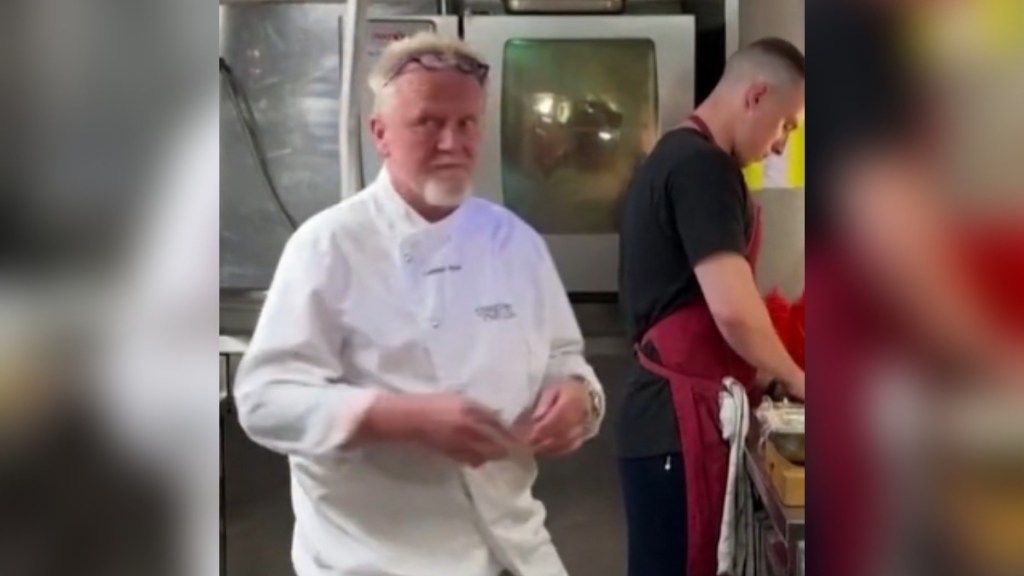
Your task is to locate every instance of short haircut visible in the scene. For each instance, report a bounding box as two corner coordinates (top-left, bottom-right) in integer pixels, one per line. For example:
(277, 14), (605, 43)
(721, 37), (805, 89)
(367, 31), (488, 113)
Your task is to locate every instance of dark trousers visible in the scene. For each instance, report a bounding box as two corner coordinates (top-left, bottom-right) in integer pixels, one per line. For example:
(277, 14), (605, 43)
(619, 453), (687, 576)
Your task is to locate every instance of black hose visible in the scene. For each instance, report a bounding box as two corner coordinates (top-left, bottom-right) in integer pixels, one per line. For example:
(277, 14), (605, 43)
(219, 57), (299, 231)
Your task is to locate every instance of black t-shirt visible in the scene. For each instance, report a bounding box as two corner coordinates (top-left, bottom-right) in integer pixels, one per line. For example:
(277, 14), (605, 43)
(617, 127), (753, 457)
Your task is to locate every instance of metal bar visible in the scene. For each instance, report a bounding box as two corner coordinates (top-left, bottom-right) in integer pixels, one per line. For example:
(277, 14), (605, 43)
(745, 443), (806, 575)
(220, 353), (231, 576)
(725, 0), (739, 56)
(339, 0), (369, 199)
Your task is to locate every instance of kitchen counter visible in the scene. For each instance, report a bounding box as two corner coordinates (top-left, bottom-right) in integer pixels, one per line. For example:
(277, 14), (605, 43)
(746, 432), (805, 574)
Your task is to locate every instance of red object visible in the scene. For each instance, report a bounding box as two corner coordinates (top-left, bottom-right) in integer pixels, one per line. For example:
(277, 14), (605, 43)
(764, 290), (806, 369)
(958, 225), (1024, 335)
(765, 291), (792, 340)
(806, 246), (881, 576)
(789, 294), (806, 367)
(634, 204), (764, 576)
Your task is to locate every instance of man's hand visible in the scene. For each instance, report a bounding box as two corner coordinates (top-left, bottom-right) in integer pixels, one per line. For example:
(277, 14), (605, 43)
(527, 378), (592, 457)
(785, 372), (806, 402)
(764, 372), (805, 402)
(359, 393), (517, 467)
(695, 254), (806, 396)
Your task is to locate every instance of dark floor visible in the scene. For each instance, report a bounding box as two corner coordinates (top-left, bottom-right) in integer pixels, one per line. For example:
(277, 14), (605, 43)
(222, 353), (633, 576)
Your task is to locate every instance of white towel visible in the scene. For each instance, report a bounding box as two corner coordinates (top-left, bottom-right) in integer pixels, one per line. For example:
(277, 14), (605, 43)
(717, 377), (752, 575)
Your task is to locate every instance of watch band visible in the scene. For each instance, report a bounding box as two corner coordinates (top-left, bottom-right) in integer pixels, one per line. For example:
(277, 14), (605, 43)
(579, 376), (603, 424)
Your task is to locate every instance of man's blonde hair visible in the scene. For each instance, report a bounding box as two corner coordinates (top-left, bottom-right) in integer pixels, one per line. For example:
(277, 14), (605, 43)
(367, 31), (488, 113)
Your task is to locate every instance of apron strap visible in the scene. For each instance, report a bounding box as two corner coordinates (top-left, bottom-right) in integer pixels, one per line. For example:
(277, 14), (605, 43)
(633, 343), (683, 383)
(687, 113), (715, 145)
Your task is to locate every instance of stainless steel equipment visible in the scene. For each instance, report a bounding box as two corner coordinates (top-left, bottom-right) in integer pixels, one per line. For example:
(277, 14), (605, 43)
(464, 14), (695, 292)
(220, 0), (749, 292)
(219, 2), (452, 289)
(504, 0), (625, 13)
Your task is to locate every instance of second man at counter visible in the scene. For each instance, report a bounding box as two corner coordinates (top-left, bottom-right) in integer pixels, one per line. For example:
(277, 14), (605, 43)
(617, 38), (806, 576)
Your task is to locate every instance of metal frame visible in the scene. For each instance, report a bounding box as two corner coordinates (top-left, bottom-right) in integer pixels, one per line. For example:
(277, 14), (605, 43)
(463, 15), (695, 292)
(219, 354), (233, 576)
(746, 445), (805, 574)
(725, 0), (740, 56)
(340, 0), (370, 199)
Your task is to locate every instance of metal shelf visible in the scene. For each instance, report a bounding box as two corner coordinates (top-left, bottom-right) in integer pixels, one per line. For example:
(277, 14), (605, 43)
(745, 440), (805, 574)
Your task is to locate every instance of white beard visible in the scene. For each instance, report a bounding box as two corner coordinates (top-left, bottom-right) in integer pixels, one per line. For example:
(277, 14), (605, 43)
(423, 176), (470, 208)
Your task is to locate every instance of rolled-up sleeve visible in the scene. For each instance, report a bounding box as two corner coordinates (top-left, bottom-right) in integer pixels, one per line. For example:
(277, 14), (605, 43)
(233, 224), (379, 457)
(534, 237), (606, 439)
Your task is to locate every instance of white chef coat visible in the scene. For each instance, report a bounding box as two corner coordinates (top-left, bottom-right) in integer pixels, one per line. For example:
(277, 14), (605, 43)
(233, 169), (606, 576)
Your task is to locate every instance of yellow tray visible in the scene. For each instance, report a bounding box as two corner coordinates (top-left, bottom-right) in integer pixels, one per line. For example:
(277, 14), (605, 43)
(764, 440), (805, 507)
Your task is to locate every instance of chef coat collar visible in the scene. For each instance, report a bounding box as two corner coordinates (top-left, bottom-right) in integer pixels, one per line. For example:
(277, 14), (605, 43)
(371, 168), (469, 242)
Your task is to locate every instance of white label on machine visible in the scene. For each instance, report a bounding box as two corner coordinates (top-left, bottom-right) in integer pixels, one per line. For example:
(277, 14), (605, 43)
(367, 21), (437, 66)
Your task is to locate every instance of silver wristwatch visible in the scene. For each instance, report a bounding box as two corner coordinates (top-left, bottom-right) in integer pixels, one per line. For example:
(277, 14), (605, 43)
(572, 375), (603, 425)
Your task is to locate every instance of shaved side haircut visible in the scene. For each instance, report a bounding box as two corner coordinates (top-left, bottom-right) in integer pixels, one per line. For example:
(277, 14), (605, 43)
(721, 37), (806, 89)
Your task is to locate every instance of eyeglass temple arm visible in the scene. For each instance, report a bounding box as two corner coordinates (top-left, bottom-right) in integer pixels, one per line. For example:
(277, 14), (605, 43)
(339, 0), (369, 201)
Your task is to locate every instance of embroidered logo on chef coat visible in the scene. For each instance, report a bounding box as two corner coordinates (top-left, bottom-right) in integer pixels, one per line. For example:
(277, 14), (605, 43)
(475, 303), (516, 322)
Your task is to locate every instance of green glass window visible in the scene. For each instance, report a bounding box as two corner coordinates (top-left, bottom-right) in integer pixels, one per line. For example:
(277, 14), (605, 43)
(501, 39), (659, 234)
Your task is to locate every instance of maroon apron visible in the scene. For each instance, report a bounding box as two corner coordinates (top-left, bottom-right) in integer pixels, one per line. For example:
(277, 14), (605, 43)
(634, 115), (764, 576)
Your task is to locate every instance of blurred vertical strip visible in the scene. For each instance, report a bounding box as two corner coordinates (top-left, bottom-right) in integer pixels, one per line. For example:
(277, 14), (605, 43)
(2, 0), (220, 575)
(0, 1), (28, 265)
(808, 1), (1024, 576)
(805, 2), (915, 576)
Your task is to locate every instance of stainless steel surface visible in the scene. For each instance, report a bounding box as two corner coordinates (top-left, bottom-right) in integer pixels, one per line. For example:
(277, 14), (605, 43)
(220, 68), (295, 289)
(219, 2), (441, 289)
(797, 540), (805, 576)
(220, 4), (349, 288)
(219, 0), (434, 5)
(746, 444), (806, 574)
(340, 0), (370, 198)
(464, 15), (695, 292)
(461, 0), (732, 106)
(768, 431), (806, 464)
(468, 0), (741, 62)
(219, 2), (753, 290)
(504, 0), (624, 13)
(726, 0), (739, 54)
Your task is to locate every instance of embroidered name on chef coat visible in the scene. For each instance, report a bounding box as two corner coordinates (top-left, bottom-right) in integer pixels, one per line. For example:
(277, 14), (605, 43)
(475, 303), (516, 322)
(424, 264), (463, 277)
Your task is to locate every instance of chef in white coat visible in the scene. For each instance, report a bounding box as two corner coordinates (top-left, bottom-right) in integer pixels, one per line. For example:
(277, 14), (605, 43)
(233, 32), (606, 576)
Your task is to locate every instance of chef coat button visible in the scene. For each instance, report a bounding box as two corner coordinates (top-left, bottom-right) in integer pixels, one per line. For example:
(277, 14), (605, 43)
(402, 251), (412, 262)
(430, 318), (441, 329)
